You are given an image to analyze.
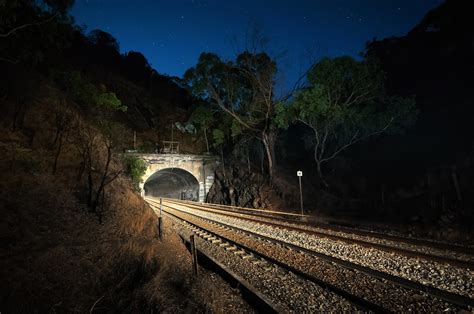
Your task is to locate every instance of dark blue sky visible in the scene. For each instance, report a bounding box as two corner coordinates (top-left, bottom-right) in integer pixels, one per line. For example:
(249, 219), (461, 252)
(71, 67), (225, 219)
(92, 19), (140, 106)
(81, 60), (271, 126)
(72, 0), (443, 87)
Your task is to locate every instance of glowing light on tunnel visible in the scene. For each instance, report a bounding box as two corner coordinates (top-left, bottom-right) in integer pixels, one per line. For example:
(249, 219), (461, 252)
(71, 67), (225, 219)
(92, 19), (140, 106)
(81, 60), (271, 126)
(143, 167), (200, 201)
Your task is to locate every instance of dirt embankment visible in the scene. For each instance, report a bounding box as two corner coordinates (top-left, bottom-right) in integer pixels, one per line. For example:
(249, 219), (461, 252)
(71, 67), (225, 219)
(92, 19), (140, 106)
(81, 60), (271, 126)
(0, 82), (251, 312)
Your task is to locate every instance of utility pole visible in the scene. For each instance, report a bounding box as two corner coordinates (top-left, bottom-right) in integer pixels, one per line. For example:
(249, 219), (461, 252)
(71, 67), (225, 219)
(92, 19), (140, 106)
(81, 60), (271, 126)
(297, 170), (304, 216)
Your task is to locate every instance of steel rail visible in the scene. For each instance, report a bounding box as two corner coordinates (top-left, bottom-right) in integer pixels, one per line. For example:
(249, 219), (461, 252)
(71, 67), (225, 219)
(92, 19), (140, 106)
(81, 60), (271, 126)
(168, 198), (474, 255)
(162, 198), (474, 269)
(148, 198), (474, 309)
(169, 213), (282, 313)
(151, 201), (386, 312)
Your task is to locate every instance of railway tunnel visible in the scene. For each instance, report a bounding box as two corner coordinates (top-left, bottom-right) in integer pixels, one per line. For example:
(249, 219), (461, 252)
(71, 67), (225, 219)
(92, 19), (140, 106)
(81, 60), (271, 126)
(143, 168), (200, 201)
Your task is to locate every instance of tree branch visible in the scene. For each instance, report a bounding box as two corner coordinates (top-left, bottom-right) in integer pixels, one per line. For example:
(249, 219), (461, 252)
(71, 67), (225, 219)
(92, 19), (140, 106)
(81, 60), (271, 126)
(208, 82), (259, 132)
(0, 56), (19, 64)
(279, 66), (312, 102)
(0, 13), (58, 38)
(320, 117), (394, 163)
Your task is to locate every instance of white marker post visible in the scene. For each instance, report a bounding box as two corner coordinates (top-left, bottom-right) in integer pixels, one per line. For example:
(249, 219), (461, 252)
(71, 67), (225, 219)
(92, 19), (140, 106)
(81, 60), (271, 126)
(297, 171), (304, 216)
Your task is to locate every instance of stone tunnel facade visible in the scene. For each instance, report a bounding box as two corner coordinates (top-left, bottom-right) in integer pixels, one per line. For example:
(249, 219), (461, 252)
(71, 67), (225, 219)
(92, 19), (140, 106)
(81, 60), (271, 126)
(134, 153), (219, 202)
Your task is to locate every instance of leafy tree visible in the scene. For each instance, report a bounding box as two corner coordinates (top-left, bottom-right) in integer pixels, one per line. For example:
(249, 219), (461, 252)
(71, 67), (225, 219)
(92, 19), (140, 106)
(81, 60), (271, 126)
(86, 29), (121, 67)
(94, 88), (126, 112)
(59, 70), (127, 223)
(87, 29), (119, 51)
(277, 56), (418, 187)
(189, 105), (214, 153)
(184, 51), (279, 180)
(122, 51), (153, 83)
(122, 155), (147, 191)
(0, 0), (74, 64)
(212, 129), (226, 148)
(0, 0), (73, 38)
(80, 119), (127, 223)
(52, 70), (127, 112)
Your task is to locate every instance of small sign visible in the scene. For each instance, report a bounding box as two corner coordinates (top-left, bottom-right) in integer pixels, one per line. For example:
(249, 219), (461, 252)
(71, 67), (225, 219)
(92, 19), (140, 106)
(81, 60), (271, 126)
(297, 171), (303, 177)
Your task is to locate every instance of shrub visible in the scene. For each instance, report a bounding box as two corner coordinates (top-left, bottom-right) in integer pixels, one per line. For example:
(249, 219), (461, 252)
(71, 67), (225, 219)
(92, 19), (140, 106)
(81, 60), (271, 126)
(122, 155), (147, 191)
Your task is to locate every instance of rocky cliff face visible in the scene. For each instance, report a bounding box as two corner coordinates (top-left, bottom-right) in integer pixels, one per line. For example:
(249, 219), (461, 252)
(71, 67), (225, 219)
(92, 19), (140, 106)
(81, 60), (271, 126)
(207, 165), (270, 208)
(205, 160), (305, 214)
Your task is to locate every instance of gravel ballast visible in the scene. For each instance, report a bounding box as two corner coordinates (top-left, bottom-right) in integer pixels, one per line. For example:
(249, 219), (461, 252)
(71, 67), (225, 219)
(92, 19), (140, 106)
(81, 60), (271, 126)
(164, 201), (474, 300)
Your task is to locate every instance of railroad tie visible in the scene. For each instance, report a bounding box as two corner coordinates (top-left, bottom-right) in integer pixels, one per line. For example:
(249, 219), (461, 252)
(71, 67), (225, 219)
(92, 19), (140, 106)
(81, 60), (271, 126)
(262, 264), (274, 271)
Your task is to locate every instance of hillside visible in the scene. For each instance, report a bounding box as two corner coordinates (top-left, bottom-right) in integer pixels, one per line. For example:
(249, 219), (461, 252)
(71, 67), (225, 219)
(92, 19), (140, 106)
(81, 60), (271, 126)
(0, 1), (252, 310)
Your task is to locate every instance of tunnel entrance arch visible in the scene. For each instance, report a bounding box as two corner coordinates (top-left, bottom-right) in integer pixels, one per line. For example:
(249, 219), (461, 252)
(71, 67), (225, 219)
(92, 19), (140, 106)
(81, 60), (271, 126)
(144, 168), (200, 201)
(134, 153), (219, 202)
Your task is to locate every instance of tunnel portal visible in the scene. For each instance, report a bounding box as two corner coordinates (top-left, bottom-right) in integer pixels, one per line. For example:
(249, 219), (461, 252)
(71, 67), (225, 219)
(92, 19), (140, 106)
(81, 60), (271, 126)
(143, 168), (200, 201)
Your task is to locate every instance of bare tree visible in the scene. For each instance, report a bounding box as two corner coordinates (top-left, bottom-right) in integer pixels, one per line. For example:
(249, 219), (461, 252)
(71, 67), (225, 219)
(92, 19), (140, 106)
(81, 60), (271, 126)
(51, 100), (73, 174)
(72, 116), (122, 222)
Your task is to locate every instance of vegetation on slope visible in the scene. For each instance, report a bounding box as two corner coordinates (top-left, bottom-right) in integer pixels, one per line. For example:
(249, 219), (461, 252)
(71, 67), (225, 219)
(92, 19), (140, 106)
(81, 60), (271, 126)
(0, 1), (251, 311)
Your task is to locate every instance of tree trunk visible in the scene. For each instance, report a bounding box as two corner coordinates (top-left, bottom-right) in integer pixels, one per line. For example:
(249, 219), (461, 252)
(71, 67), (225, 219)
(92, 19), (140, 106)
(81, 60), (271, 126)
(87, 167), (93, 208)
(262, 131), (276, 181)
(92, 145), (112, 213)
(52, 131), (64, 174)
(220, 147), (226, 179)
(204, 129), (209, 153)
(97, 186), (106, 224)
(316, 159), (329, 188)
(247, 148), (251, 172)
(451, 168), (462, 202)
(12, 102), (26, 131)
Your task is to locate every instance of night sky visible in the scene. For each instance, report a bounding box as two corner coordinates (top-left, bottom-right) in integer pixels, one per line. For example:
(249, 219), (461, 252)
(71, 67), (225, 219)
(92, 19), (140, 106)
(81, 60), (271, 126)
(72, 0), (443, 87)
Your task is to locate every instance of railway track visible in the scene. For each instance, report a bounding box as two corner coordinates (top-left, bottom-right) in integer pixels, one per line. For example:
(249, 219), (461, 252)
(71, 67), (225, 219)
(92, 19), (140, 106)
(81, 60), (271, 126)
(170, 198), (474, 255)
(147, 197), (474, 312)
(164, 198), (474, 267)
(151, 201), (378, 312)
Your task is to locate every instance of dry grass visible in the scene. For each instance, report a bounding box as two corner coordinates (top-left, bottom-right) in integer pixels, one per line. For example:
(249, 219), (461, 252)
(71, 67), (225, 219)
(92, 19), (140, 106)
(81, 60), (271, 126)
(0, 80), (253, 312)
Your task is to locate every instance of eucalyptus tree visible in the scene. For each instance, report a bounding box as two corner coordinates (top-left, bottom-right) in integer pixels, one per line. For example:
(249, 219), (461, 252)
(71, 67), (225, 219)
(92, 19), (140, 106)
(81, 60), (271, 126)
(184, 51), (279, 180)
(189, 105), (214, 153)
(276, 56), (418, 187)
